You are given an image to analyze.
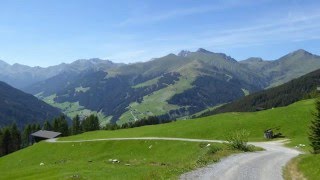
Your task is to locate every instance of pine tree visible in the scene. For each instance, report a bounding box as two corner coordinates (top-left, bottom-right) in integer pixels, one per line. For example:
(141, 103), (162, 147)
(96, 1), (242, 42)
(53, 115), (69, 136)
(0, 129), (3, 156)
(22, 124), (32, 147)
(309, 98), (320, 154)
(72, 115), (81, 135)
(43, 120), (52, 131)
(82, 114), (100, 132)
(2, 128), (12, 155)
(10, 123), (21, 151)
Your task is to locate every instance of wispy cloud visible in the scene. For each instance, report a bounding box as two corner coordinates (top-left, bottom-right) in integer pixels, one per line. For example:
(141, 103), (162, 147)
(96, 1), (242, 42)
(115, 1), (253, 27)
(147, 10), (320, 51)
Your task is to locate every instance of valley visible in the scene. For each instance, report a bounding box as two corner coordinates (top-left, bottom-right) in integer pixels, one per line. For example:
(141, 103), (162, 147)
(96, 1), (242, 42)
(0, 99), (317, 179)
(2, 49), (320, 126)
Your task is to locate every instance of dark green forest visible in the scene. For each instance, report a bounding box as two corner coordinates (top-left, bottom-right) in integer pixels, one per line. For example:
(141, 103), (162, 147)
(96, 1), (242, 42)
(201, 69), (320, 117)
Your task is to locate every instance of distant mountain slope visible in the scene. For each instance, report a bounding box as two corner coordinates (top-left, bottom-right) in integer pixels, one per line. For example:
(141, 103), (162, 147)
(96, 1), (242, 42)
(22, 49), (320, 124)
(0, 58), (122, 89)
(200, 68), (320, 117)
(0, 81), (62, 128)
(240, 49), (320, 87)
(25, 49), (266, 123)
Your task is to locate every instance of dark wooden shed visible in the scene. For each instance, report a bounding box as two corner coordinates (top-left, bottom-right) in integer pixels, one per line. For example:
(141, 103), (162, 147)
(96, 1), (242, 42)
(31, 130), (62, 143)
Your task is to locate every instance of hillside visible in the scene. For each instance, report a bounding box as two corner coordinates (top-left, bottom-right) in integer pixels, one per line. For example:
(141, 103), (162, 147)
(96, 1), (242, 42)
(240, 49), (320, 87)
(0, 99), (317, 179)
(24, 49), (266, 124)
(0, 81), (62, 128)
(200, 68), (320, 117)
(18, 49), (320, 124)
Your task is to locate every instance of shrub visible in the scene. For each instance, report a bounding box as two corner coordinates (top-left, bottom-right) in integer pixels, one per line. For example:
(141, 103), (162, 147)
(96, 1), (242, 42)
(226, 129), (253, 152)
(207, 146), (222, 154)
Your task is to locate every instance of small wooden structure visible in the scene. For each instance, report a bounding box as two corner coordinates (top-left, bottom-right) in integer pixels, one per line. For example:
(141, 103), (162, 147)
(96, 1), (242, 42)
(256, 107), (266, 111)
(31, 130), (61, 143)
(264, 129), (273, 139)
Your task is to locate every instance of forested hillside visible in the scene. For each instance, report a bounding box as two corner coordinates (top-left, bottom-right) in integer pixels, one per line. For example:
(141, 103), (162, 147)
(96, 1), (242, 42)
(0, 81), (62, 128)
(201, 68), (320, 117)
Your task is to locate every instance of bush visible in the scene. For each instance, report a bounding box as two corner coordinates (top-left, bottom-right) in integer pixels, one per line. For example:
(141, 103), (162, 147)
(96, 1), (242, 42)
(226, 129), (253, 152)
(207, 146), (222, 154)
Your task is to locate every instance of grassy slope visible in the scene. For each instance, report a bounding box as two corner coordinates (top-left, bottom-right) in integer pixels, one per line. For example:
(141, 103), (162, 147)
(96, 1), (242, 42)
(1, 99), (318, 179)
(64, 99), (314, 149)
(41, 94), (111, 126)
(63, 99), (320, 179)
(0, 140), (236, 179)
(118, 76), (195, 124)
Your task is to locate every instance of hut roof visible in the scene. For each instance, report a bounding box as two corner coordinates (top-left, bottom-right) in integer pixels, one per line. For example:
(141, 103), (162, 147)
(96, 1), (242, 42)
(31, 130), (61, 139)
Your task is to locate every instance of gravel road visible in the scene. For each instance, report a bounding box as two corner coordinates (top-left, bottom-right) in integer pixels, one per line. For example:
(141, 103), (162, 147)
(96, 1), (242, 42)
(47, 137), (301, 180)
(180, 140), (301, 180)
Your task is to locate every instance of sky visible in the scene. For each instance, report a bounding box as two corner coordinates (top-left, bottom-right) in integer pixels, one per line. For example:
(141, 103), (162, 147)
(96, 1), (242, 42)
(0, 0), (320, 67)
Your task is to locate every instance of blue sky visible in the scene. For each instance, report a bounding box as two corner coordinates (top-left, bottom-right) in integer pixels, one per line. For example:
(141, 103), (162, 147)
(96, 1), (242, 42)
(0, 0), (320, 67)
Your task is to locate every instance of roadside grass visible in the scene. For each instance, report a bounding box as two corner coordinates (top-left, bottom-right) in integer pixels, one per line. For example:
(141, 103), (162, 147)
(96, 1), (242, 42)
(63, 99), (314, 150)
(298, 154), (320, 180)
(284, 155), (306, 180)
(0, 140), (239, 179)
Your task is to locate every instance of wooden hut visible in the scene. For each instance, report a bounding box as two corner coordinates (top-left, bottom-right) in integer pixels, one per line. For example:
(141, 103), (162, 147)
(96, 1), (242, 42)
(31, 130), (61, 143)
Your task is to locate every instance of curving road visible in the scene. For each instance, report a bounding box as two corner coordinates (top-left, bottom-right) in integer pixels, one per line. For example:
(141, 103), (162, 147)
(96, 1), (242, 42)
(180, 140), (301, 180)
(46, 137), (301, 180)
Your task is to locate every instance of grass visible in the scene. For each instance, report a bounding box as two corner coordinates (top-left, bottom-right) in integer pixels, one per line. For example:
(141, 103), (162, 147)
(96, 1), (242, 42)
(0, 140), (238, 179)
(1, 98), (319, 179)
(132, 77), (160, 88)
(60, 99), (320, 179)
(298, 154), (320, 180)
(64, 99), (314, 150)
(284, 156), (306, 180)
(40, 94), (111, 126)
(118, 76), (195, 124)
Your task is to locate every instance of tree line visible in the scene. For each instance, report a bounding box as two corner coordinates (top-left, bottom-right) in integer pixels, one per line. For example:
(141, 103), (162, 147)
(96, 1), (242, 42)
(0, 114), (100, 157)
(1, 114), (172, 157)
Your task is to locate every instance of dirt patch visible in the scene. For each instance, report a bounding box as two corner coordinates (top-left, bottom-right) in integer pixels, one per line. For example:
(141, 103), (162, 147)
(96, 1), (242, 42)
(284, 155), (306, 180)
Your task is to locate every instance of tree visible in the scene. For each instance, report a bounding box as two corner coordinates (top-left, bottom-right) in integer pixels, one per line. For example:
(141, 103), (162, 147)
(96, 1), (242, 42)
(2, 128), (12, 155)
(53, 115), (69, 136)
(43, 120), (52, 131)
(71, 115), (81, 135)
(82, 114), (100, 132)
(309, 98), (320, 154)
(10, 123), (21, 151)
(22, 124), (32, 147)
(0, 129), (3, 156)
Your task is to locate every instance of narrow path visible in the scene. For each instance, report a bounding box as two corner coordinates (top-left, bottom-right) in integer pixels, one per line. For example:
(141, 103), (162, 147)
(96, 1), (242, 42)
(181, 140), (301, 180)
(46, 137), (301, 180)
(46, 137), (225, 143)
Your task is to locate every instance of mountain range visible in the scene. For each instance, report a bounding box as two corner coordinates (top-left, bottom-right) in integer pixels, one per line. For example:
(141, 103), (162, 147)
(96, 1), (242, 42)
(0, 58), (122, 89)
(1, 48), (320, 125)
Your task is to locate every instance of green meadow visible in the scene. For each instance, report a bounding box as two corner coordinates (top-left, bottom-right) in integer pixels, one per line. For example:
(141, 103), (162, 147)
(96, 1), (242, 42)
(0, 140), (238, 179)
(0, 99), (319, 179)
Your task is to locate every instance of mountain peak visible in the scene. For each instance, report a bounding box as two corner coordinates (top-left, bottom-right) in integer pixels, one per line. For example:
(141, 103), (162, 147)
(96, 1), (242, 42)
(243, 57), (264, 62)
(291, 49), (313, 56)
(177, 50), (191, 57)
(196, 48), (213, 54)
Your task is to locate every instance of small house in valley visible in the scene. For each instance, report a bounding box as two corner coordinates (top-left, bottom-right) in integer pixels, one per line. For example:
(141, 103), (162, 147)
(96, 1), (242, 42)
(31, 130), (61, 143)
